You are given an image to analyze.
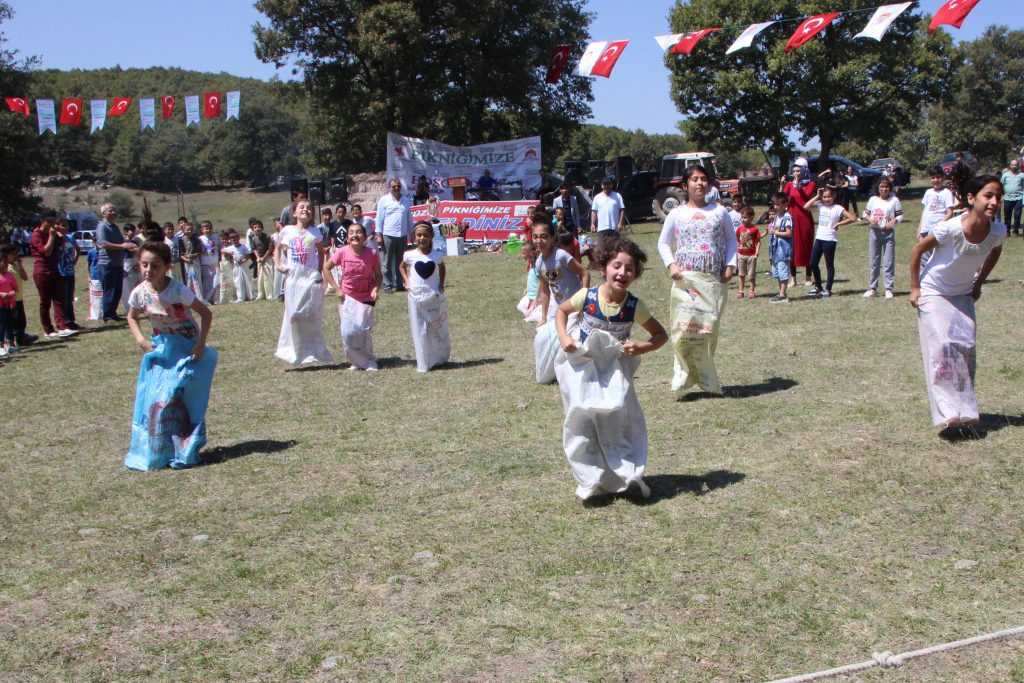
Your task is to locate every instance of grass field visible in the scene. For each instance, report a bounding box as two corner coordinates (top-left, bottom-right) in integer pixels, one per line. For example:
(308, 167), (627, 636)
(2, 196), (1024, 681)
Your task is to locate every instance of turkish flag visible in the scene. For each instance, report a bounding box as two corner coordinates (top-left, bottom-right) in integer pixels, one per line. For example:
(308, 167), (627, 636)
(546, 44), (571, 84)
(58, 97), (84, 126)
(109, 97), (132, 117)
(785, 12), (840, 52)
(202, 92), (221, 118)
(590, 40), (629, 78)
(929, 0), (982, 33)
(5, 97), (29, 116)
(161, 95), (175, 119)
(671, 28), (721, 55)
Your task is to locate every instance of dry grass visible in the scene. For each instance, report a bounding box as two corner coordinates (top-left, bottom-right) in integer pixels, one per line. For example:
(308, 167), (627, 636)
(2, 196), (1024, 681)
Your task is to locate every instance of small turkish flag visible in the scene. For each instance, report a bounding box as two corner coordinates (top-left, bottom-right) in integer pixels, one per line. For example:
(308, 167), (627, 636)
(161, 95), (175, 119)
(671, 28), (721, 55)
(109, 97), (132, 117)
(59, 97), (84, 126)
(546, 44), (571, 84)
(929, 0), (982, 33)
(5, 97), (29, 116)
(785, 12), (840, 52)
(202, 92), (221, 119)
(591, 40), (629, 78)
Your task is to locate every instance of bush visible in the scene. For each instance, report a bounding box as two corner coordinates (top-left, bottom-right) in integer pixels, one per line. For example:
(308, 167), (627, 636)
(106, 190), (135, 218)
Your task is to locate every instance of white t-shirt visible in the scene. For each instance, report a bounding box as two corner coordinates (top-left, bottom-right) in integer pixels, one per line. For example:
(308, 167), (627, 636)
(128, 279), (199, 339)
(865, 195), (904, 230)
(198, 234), (220, 267)
(920, 215), (1007, 297)
(919, 188), (954, 235)
(534, 248), (581, 315)
(222, 243), (251, 266)
(728, 209), (742, 231)
(591, 191), (624, 231)
(403, 248), (444, 293)
(278, 226), (324, 270)
(814, 204), (846, 242)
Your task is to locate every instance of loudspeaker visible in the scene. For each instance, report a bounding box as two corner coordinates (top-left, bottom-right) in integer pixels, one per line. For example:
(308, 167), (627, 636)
(588, 160), (606, 184)
(308, 180), (325, 204)
(613, 156), (634, 181)
(329, 176), (348, 203)
(564, 160), (584, 186)
(290, 177), (308, 198)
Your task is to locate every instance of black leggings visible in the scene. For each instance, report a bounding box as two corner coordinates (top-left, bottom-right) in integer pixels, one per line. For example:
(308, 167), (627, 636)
(810, 239), (836, 292)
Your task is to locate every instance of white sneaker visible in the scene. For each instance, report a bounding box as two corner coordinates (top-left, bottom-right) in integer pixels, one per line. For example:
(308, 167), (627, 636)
(862, 289), (876, 298)
(884, 290), (894, 299)
(0, 347), (7, 357)
(45, 331), (61, 338)
(56, 328), (77, 337)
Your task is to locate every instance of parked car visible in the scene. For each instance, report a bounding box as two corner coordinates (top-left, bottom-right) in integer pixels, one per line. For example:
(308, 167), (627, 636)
(869, 157), (911, 187)
(74, 230), (96, 251)
(807, 155), (882, 196)
(938, 151), (979, 177)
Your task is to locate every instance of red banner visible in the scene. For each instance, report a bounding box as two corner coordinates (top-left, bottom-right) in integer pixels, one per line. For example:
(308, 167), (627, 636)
(365, 200), (540, 241)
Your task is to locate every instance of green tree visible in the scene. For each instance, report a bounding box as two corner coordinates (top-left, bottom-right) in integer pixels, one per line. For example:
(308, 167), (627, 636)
(927, 26), (1024, 171)
(0, 2), (40, 220)
(253, 0), (594, 173)
(554, 124), (688, 171)
(666, 1), (957, 171)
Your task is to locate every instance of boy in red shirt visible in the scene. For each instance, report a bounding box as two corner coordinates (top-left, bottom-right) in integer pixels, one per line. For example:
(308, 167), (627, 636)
(736, 206), (763, 299)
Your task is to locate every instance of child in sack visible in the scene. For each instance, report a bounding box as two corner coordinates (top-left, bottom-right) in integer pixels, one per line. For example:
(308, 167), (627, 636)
(324, 223), (382, 371)
(400, 221), (451, 372)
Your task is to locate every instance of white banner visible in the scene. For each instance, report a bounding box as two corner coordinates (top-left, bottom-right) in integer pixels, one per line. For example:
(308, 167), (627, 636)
(185, 95), (200, 126)
(386, 132), (543, 200)
(37, 99), (56, 135)
(654, 34), (683, 52)
(226, 90), (240, 120)
(140, 98), (156, 130)
(90, 99), (106, 133)
(855, 3), (913, 41)
(726, 21), (776, 54)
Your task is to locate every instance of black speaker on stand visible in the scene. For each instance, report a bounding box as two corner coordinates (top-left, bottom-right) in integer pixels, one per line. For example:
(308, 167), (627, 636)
(329, 176), (349, 204)
(564, 160), (584, 187)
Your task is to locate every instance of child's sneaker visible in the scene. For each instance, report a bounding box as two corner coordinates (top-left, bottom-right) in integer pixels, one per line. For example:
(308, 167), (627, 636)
(863, 289), (876, 298)
(884, 290), (894, 299)
(821, 289), (831, 298)
(807, 287), (820, 298)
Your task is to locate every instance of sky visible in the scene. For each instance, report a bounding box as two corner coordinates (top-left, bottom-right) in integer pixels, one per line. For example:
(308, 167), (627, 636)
(4, 0), (1022, 135)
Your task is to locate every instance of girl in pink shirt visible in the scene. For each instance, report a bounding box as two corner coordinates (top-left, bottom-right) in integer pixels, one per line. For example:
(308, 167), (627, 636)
(324, 223), (382, 370)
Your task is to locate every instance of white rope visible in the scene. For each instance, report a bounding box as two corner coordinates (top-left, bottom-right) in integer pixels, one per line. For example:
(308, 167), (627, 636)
(765, 625), (1024, 683)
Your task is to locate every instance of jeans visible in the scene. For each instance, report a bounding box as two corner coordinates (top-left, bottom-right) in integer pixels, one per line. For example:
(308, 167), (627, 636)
(1003, 198), (1022, 232)
(810, 239), (836, 293)
(99, 263), (124, 320)
(382, 235), (406, 290)
(32, 271), (68, 334)
(62, 275), (77, 324)
(0, 307), (14, 345)
(868, 228), (895, 292)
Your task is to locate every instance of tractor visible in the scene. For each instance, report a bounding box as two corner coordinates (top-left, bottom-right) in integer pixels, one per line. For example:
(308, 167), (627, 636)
(651, 152), (741, 220)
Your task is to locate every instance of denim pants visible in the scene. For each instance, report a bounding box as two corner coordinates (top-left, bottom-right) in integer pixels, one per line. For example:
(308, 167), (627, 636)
(99, 263), (124, 320)
(868, 228), (895, 292)
(1003, 199), (1022, 232)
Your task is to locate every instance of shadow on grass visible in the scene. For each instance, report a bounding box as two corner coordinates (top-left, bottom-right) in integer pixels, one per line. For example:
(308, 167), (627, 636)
(940, 413), (1024, 441)
(723, 377), (798, 398)
(377, 356), (417, 369)
(285, 362), (348, 373)
(12, 342), (69, 354)
(639, 470), (746, 505)
(433, 357), (504, 371)
(201, 439), (298, 465)
(74, 323), (129, 336)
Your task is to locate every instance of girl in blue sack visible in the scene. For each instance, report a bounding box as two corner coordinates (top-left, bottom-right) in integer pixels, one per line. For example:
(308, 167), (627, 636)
(125, 239), (217, 470)
(554, 236), (667, 502)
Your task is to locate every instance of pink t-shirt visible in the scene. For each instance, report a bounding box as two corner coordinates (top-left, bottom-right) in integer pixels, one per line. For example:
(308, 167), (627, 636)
(329, 245), (380, 303)
(0, 271), (17, 309)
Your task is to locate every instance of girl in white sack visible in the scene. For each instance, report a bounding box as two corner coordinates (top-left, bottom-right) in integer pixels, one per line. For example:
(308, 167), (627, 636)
(554, 236), (667, 502)
(533, 214), (588, 384)
(657, 165), (736, 396)
(400, 221), (451, 372)
(909, 175), (1006, 438)
(324, 222), (382, 371)
(274, 200), (333, 366)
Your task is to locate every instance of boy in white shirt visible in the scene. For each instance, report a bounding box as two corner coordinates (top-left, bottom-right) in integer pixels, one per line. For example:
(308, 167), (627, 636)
(862, 178), (904, 299)
(919, 165), (955, 238)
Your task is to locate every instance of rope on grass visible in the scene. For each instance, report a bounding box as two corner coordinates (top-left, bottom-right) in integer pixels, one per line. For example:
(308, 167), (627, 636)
(766, 625), (1024, 683)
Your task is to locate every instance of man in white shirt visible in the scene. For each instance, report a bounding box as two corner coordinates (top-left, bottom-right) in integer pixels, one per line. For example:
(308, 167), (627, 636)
(375, 179), (412, 292)
(590, 177), (625, 234)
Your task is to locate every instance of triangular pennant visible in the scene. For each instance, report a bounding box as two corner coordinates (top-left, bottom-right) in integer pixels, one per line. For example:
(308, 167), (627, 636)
(725, 21), (776, 55)
(36, 99), (56, 135)
(140, 98), (156, 130)
(785, 13), (841, 52)
(929, 0), (982, 33)
(185, 95), (200, 126)
(855, 3), (913, 41)
(671, 28), (721, 55)
(226, 91), (240, 120)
